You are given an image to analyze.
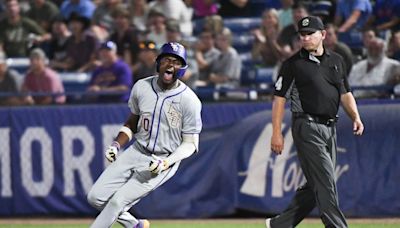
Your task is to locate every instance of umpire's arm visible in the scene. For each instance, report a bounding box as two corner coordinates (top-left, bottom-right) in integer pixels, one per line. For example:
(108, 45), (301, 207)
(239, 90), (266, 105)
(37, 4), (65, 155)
(341, 92), (364, 136)
(271, 96), (286, 154)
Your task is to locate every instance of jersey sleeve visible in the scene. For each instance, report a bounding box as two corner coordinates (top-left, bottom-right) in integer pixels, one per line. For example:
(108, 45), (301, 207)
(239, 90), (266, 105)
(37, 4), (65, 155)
(128, 81), (140, 114)
(339, 57), (351, 94)
(182, 94), (202, 134)
(274, 60), (294, 98)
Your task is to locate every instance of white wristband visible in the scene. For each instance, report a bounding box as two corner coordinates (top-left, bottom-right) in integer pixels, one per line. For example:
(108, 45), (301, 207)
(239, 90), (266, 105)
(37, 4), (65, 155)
(119, 126), (133, 141)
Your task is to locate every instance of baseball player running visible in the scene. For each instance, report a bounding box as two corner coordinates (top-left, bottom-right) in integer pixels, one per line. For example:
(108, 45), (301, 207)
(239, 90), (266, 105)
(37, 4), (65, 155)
(87, 42), (202, 228)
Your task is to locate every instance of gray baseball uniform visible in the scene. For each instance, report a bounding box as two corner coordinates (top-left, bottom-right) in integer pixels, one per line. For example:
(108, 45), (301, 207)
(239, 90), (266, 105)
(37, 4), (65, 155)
(88, 75), (202, 228)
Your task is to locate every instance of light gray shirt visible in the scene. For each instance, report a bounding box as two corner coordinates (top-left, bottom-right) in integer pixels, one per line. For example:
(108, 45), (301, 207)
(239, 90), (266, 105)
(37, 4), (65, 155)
(199, 47), (220, 81)
(210, 47), (242, 88)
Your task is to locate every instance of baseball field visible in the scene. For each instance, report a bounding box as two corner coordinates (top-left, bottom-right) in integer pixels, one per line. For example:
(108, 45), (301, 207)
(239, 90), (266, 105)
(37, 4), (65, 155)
(1, 218), (400, 228)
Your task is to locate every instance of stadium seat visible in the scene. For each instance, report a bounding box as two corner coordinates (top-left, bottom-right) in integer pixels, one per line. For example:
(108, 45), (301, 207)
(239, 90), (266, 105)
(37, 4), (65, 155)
(232, 35), (254, 53)
(241, 66), (275, 86)
(223, 17), (261, 33)
(338, 31), (363, 52)
(239, 52), (253, 65)
(6, 58), (30, 74)
(60, 72), (91, 92)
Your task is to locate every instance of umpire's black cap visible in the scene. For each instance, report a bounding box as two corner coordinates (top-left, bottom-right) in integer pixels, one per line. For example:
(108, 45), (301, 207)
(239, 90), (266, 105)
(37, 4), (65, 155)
(297, 16), (325, 33)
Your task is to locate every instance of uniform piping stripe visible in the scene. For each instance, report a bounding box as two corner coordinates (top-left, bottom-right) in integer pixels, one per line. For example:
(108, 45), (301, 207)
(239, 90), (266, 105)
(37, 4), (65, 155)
(152, 86), (187, 152)
(146, 78), (159, 148)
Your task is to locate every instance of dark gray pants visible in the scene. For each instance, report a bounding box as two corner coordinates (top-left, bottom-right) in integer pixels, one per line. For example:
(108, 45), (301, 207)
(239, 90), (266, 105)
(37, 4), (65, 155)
(270, 118), (347, 228)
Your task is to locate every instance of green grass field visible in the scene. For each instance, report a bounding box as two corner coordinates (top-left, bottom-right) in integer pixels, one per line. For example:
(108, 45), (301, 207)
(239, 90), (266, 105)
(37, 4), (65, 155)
(1, 225), (400, 228)
(1, 219), (400, 228)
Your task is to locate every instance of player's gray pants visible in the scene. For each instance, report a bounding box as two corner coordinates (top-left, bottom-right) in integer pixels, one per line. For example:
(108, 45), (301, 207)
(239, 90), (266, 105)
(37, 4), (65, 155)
(270, 118), (347, 228)
(87, 143), (179, 228)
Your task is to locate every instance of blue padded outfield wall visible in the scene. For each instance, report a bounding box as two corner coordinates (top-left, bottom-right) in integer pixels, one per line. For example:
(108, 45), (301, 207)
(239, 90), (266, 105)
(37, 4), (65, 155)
(0, 101), (399, 217)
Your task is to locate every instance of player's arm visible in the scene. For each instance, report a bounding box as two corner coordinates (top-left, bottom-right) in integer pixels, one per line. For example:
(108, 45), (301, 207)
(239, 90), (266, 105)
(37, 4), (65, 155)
(166, 134), (199, 164)
(105, 113), (139, 162)
(105, 113), (139, 163)
(115, 113), (139, 146)
(149, 134), (199, 174)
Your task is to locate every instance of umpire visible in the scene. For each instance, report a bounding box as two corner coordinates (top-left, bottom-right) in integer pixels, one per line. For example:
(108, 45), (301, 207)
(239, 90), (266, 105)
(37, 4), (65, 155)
(267, 16), (364, 228)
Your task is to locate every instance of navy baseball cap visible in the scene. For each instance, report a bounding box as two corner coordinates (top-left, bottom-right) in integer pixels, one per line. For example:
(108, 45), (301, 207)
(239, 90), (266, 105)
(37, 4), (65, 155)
(100, 41), (117, 51)
(298, 16), (325, 33)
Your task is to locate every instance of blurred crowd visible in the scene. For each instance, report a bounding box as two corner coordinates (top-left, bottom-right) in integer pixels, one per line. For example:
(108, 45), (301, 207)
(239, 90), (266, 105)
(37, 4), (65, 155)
(0, 0), (400, 106)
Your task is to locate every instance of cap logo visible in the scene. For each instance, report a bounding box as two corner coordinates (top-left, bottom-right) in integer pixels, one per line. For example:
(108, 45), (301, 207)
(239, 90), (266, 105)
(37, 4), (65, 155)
(170, 43), (180, 52)
(302, 18), (310, 27)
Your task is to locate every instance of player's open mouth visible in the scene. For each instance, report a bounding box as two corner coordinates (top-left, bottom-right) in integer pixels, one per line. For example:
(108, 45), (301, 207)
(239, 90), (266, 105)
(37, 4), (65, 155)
(163, 69), (174, 81)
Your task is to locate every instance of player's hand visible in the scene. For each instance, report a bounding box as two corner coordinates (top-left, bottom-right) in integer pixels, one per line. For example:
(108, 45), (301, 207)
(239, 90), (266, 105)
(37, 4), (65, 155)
(105, 141), (120, 162)
(149, 154), (169, 174)
(271, 132), (284, 155)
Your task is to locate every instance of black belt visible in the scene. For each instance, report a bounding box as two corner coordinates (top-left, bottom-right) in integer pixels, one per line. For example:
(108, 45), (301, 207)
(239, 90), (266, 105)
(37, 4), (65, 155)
(293, 112), (338, 126)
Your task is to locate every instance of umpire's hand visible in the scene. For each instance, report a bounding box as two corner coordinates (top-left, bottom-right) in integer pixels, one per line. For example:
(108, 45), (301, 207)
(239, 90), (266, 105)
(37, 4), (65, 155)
(353, 119), (364, 136)
(271, 132), (284, 154)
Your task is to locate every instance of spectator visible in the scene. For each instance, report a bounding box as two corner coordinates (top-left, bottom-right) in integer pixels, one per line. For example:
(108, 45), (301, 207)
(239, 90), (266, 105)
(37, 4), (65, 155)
(202, 15), (224, 35)
(22, 48), (66, 105)
(251, 8), (281, 67)
(128, 0), (150, 33)
(359, 28), (377, 59)
(308, 0), (336, 24)
(365, 0), (400, 32)
(109, 6), (140, 67)
(53, 12), (98, 72)
(48, 15), (71, 71)
(148, 0), (193, 36)
(362, 28), (377, 48)
(334, 0), (372, 33)
(275, 2), (309, 61)
(388, 30), (400, 61)
(0, 52), (28, 105)
(132, 40), (158, 83)
(348, 38), (400, 98)
(218, 0), (251, 18)
(195, 30), (220, 82)
(207, 27), (241, 88)
(191, 0), (217, 19)
(0, 0), (48, 57)
(146, 10), (168, 48)
(165, 19), (199, 89)
(60, 0), (95, 19)
(53, 0), (64, 7)
(26, 0), (60, 32)
(92, 0), (121, 31)
(91, 0), (122, 41)
(86, 41), (133, 103)
(324, 23), (354, 75)
(278, 0), (294, 28)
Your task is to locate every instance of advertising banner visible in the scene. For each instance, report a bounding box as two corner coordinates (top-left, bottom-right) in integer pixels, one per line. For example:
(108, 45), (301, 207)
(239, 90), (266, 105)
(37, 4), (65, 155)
(0, 102), (399, 217)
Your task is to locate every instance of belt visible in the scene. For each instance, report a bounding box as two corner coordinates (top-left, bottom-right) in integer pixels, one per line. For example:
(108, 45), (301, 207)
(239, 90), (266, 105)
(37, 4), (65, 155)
(293, 112), (338, 126)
